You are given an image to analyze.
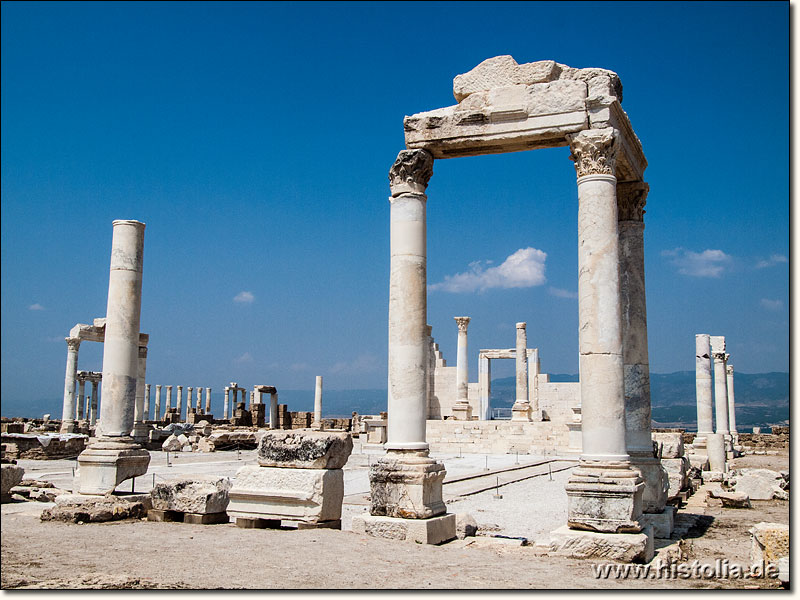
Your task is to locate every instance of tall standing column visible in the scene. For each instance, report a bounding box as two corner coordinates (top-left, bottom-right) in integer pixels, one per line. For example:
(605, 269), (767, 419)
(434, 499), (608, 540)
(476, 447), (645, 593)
(165, 385), (173, 418)
(205, 387), (212, 414)
(478, 354), (491, 421)
(144, 384), (151, 422)
(176, 386), (183, 421)
(452, 317), (472, 420)
(240, 388), (247, 407)
(60, 337), (81, 433)
(313, 375), (323, 429)
(713, 350), (730, 435)
(618, 181), (667, 514)
(528, 348), (540, 418)
(249, 390), (255, 409)
(224, 386), (230, 419)
(76, 376), (87, 420)
(694, 334), (714, 448)
(511, 323), (532, 421)
(563, 128), (644, 533)
(186, 387), (194, 417)
(362, 148), (450, 531)
(90, 379), (100, 426)
(269, 392), (278, 430)
(726, 365), (737, 438)
(131, 345), (148, 440)
(78, 219), (150, 494)
(154, 385), (162, 423)
(196, 387), (202, 412)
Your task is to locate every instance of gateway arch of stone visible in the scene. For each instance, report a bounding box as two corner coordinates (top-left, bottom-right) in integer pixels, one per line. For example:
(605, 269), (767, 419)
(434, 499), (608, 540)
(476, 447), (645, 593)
(372, 56), (667, 543)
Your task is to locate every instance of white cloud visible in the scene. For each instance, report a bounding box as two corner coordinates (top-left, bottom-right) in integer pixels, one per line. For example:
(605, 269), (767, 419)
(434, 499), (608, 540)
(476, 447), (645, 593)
(28, 303), (45, 311)
(661, 247), (731, 278)
(429, 247), (547, 293)
(233, 291), (255, 304)
(548, 287), (578, 299)
(329, 353), (380, 375)
(760, 298), (783, 311)
(755, 254), (788, 269)
(234, 352), (253, 364)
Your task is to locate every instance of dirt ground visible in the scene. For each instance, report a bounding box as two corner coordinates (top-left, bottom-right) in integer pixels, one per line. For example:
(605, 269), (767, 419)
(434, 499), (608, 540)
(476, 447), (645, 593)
(0, 451), (788, 590)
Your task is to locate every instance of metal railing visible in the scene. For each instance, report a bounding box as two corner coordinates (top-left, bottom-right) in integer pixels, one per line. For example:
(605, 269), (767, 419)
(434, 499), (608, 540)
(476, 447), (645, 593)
(491, 408), (512, 420)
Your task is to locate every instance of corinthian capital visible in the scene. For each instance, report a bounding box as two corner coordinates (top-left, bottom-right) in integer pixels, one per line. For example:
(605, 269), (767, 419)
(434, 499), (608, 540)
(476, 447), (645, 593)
(713, 352), (727, 362)
(66, 337), (81, 351)
(617, 181), (649, 222)
(567, 127), (618, 178)
(389, 149), (434, 196)
(454, 316), (471, 332)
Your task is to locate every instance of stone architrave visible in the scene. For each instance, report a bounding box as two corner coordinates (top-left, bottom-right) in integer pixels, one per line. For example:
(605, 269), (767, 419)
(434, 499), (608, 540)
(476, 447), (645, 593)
(694, 334), (714, 448)
(511, 323), (532, 421)
(451, 317), (472, 421)
(726, 365), (737, 437)
(144, 384), (151, 422)
(77, 220), (150, 494)
(313, 376), (323, 429)
(154, 385), (162, 424)
(205, 387), (212, 414)
(60, 337), (82, 433)
(353, 149), (456, 545)
(564, 128), (644, 533)
(617, 181), (667, 516)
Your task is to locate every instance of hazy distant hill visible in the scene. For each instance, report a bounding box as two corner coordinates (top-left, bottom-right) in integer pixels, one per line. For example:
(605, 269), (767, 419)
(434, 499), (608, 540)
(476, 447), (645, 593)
(2, 372), (788, 429)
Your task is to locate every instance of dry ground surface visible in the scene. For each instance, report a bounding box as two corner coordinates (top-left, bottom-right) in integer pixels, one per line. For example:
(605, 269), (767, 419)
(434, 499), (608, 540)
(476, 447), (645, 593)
(1, 450), (788, 590)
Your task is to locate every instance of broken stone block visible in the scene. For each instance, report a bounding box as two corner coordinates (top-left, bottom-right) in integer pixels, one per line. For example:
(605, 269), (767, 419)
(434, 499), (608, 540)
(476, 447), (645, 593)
(455, 512), (478, 539)
(197, 438), (215, 453)
(257, 430), (353, 469)
(150, 476), (231, 514)
(1, 464), (25, 502)
(176, 433), (189, 447)
(704, 470), (725, 483)
(161, 435), (182, 452)
(750, 522), (789, 565)
(228, 464), (343, 524)
(660, 457), (688, 498)
(731, 468), (785, 500)
(41, 495), (147, 523)
(548, 525), (654, 563)
(652, 433), (684, 459)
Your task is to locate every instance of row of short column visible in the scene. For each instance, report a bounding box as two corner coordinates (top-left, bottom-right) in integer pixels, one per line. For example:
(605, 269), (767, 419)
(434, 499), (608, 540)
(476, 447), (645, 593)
(148, 385), (213, 421)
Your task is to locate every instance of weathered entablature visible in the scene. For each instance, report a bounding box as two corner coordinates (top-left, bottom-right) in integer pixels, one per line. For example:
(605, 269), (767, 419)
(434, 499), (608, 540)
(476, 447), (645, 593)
(403, 56), (646, 182)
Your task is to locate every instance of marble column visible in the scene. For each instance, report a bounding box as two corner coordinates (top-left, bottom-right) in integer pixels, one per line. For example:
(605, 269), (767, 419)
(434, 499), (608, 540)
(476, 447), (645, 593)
(78, 219), (150, 494)
(224, 386), (230, 419)
(425, 325), (434, 419)
(176, 386), (183, 421)
(249, 390), (255, 409)
(144, 384), (151, 422)
(131, 345), (148, 440)
(205, 387), (212, 414)
(240, 388), (246, 406)
(452, 317), (472, 420)
(511, 323), (532, 421)
(60, 337), (81, 433)
(478, 354), (491, 421)
(618, 181), (667, 514)
(187, 387), (194, 416)
(77, 377), (86, 420)
(196, 387), (202, 412)
(269, 392), (278, 430)
(563, 128), (644, 533)
(713, 351), (730, 435)
(694, 334), (714, 448)
(726, 365), (737, 438)
(360, 148), (452, 538)
(528, 348), (540, 417)
(90, 379), (100, 426)
(154, 385), (162, 423)
(165, 385), (173, 418)
(314, 375), (323, 428)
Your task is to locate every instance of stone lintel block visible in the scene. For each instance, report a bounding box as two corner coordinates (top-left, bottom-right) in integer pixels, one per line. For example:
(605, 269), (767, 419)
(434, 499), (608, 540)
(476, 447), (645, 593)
(227, 465), (343, 524)
(257, 430), (353, 469)
(549, 525), (654, 563)
(351, 513), (456, 545)
(369, 453), (446, 519)
(150, 476), (231, 514)
(639, 507), (675, 539)
(77, 441), (150, 495)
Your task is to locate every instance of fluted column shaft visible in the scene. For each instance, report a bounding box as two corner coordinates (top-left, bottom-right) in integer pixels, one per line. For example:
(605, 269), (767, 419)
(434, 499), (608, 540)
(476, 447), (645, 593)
(60, 338), (81, 432)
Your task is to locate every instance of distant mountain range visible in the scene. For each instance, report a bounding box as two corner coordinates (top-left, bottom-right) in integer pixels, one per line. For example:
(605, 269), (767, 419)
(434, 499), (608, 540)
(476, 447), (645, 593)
(2, 372), (788, 429)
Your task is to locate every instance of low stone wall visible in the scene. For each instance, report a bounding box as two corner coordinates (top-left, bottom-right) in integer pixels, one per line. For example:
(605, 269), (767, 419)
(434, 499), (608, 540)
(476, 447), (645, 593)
(425, 419), (571, 456)
(738, 433), (789, 451)
(1, 433), (87, 460)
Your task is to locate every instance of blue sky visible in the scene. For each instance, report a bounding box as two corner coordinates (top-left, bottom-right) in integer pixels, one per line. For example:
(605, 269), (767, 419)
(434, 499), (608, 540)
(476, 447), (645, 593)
(1, 1), (789, 413)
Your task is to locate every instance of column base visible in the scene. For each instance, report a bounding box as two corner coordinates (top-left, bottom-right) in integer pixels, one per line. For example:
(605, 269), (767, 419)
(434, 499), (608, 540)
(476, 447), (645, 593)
(77, 438), (150, 495)
(130, 423), (150, 443)
(59, 419), (77, 434)
(565, 459), (644, 533)
(692, 434), (709, 451)
(451, 402), (472, 421)
(369, 450), (446, 519)
(352, 513), (456, 545)
(549, 524), (654, 563)
(510, 401), (532, 422)
(629, 453), (668, 514)
(639, 506), (676, 538)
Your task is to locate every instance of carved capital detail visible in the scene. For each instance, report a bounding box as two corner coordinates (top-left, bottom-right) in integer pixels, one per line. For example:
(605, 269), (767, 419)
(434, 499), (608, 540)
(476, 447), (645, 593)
(516, 322), (527, 330)
(454, 316), (471, 332)
(726, 365), (734, 375)
(138, 346), (148, 358)
(617, 181), (649, 222)
(567, 127), (618, 178)
(389, 149), (434, 196)
(66, 337), (82, 351)
(713, 352), (727, 362)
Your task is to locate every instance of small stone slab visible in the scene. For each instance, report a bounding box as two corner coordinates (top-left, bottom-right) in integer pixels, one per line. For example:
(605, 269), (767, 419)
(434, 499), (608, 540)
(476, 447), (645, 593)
(296, 519), (341, 530)
(183, 512), (229, 525)
(235, 517), (281, 529)
(708, 490), (751, 509)
(549, 525), (654, 563)
(351, 513), (456, 545)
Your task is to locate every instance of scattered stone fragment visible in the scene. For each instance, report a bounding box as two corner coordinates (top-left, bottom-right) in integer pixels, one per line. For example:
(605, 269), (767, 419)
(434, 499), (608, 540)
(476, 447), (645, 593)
(150, 476), (231, 514)
(707, 489), (751, 508)
(41, 496), (147, 523)
(730, 468), (785, 500)
(455, 513), (478, 539)
(161, 435), (182, 452)
(1, 464), (25, 502)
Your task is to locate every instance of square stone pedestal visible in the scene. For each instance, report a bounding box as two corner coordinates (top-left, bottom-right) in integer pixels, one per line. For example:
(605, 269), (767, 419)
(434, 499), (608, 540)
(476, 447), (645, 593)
(451, 403), (472, 421)
(77, 440), (150, 495)
(352, 513), (456, 545)
(639, 507), (676, 538)
(565, 463), (644, 533)
(549, 525), (654, 563)
(369, 452), (446, 519)
(510, 401), (532, 422)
